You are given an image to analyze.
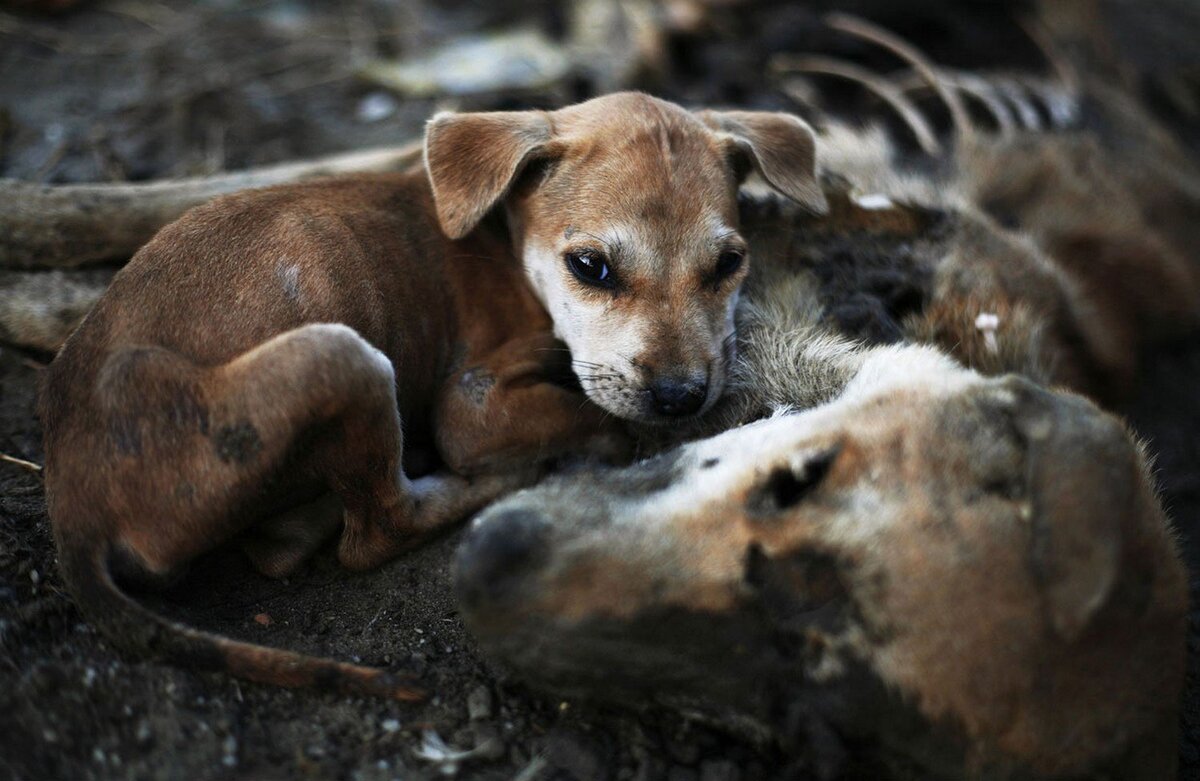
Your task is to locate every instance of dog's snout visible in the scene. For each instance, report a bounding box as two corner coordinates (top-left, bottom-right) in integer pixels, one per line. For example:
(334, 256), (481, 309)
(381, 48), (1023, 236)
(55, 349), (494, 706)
(649, 376), (708, 417)
(455, 508), (548, 609)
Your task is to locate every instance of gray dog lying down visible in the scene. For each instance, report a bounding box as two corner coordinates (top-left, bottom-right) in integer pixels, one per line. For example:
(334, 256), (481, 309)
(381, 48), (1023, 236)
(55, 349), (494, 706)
(457, 333), (1185, 780)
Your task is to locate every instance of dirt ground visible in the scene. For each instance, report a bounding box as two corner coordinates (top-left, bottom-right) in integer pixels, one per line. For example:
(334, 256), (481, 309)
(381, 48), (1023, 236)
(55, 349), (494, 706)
(2, 2), (1199, 779)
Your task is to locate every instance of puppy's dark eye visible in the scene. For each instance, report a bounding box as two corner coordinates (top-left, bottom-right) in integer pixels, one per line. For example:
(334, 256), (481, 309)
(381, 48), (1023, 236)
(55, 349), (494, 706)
(715, 250), (745, 279)
(565, 251), (614, 288)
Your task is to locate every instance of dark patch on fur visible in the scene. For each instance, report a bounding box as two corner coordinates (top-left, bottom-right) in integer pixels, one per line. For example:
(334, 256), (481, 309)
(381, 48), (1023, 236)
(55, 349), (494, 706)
(213, 420), (262, 465)
(739, 183), (947, 346)
(743, 544), (853, 639)
(109, 414), (143, 456)
(808, 241), (934, 345)
(701, 457), (720, 469)
(166, 384), (209, 435)
(458, 367), (496, 405)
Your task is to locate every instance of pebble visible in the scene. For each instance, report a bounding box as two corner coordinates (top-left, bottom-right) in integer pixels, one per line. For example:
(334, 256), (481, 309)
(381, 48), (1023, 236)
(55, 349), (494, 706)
(381, 718), (401, 734)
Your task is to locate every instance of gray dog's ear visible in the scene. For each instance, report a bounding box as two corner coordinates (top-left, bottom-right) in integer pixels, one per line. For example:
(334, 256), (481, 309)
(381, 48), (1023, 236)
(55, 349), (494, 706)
(424, 110), (553, 240)
(698, 110), (827, 214)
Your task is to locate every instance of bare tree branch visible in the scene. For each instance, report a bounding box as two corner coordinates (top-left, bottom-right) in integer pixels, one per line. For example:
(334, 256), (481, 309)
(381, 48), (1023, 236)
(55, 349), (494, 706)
(0, 141), (422, 270)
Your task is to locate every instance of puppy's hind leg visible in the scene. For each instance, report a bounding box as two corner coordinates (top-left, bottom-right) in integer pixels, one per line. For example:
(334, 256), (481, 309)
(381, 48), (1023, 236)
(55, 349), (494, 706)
(214, 323), (517, 573)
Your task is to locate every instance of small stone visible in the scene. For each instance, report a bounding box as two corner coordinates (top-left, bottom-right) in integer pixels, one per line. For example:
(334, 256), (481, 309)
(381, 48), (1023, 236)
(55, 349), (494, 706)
(467, 685), (493, 721)
(253, 613), (273, 626)
(381, 718), (401, 734)
(135, 721), (153, 746)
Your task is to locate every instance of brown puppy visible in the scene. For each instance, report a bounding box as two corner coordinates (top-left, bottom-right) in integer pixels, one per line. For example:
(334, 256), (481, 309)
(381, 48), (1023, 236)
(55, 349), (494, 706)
(40, 92), (826, 698)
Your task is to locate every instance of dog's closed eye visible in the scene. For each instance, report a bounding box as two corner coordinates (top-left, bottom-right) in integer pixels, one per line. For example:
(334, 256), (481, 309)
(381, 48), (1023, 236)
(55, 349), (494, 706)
(715, 250), (744, 278)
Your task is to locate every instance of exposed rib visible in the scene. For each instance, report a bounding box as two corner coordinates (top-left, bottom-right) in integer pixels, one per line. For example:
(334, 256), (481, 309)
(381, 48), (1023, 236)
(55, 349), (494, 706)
(825, 12), (975, 142)
(776, 55), (942, 155)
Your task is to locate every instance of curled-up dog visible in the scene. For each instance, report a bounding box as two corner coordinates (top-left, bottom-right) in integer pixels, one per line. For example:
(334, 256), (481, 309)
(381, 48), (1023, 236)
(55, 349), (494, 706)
(39, 93), (828, 697)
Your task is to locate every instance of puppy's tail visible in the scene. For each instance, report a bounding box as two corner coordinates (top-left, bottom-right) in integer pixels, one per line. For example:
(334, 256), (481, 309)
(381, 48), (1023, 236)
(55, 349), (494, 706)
(57, 535), (425, 701)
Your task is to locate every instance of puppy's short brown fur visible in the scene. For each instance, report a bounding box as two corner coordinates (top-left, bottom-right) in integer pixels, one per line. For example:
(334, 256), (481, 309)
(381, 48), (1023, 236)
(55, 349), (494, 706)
(40, 93), (826, 697)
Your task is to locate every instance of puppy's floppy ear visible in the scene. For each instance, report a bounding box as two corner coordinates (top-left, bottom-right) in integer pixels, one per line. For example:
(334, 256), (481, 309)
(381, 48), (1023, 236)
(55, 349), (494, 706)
(424, 110), (553, 240)
(698, 110), (828, 214)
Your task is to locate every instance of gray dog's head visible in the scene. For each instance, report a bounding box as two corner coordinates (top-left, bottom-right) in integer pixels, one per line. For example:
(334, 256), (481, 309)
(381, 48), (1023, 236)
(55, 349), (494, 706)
(455, 359), (1186, 779)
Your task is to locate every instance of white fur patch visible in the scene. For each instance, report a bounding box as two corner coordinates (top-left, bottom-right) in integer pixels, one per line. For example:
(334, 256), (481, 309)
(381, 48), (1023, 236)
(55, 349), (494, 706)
(852, 192), (894, 210)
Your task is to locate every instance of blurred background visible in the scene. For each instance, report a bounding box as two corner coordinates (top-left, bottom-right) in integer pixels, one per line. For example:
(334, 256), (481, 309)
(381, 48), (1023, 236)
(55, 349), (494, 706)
(2, 0), (1198, 184)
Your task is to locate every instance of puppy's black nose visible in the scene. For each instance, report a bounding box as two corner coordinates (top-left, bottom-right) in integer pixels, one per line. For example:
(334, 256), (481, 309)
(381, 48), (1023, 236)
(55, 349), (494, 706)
(455, 508), (548, 609)
(649, 376), (708, 417)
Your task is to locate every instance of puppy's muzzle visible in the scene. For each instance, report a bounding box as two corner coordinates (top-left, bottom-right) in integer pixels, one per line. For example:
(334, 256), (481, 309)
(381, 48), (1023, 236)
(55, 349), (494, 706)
(647, 374), (708, 417)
